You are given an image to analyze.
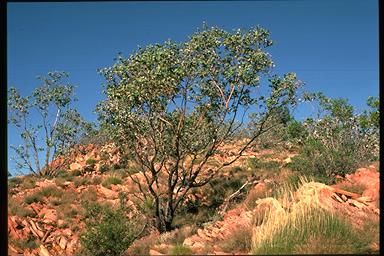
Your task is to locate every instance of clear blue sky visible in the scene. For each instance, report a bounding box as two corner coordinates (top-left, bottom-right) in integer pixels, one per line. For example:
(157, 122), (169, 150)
(7, 0), (379, 175)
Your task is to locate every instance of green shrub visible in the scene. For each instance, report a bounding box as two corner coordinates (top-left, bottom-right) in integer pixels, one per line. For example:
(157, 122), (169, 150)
(39, 185), (63, 198)
(80, 202), (140, 256)
(24, 192), (44, 204)
(289, 95), (379, 183)
(54, 177), (67, 188)
(337, 182), (366, 195)
(170, 245), (193, 255)
(74, 177), (91, 188)
(91, 176), (102, 185)
(56, 169), (70, 178)
(8, 177), (23, 189)
(80, 187), (98, 203)
(19, 176), (37, 190)
(71, 169), (82, 177)
(102, 176), (122, 188)
(10, 236), (39, 250)
(99, 164), (109, 173)
(86, 158), (97, 165)
(247, 158), (280, 171)
(57, 204), (79, 219)
(9, 197), (36, 217)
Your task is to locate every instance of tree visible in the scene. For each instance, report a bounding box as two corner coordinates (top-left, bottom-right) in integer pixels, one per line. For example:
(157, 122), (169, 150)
(98, 26), (302, 232)
(8, 71), (89, 176)
(290, 93), (379, 181)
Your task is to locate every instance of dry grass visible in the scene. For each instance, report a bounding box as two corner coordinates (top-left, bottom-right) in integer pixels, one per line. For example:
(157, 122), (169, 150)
(251, 178), (372, 254)
(219, 223), (253, 253)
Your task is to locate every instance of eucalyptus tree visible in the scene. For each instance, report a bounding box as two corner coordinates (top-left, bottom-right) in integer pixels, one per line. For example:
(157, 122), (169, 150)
(98, 26), (302, 232)
(8, 71), (89, 176)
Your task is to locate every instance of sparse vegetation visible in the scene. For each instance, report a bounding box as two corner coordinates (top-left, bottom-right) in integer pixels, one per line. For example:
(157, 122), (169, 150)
(80, 201), (141, 256)
(7, 23), (379, 256)
(170, 244), (193, 255)
(289, 94), (379, 183)
(10, 236), (39, 250)
(251, 181), (375, 254)
(24, 192), (44, 204)
(337, 182), (366, 195)
(9, 197), (36, 217)
(74, 177), (91, 187)
(219, 224), (252, 253)
(102, 175), (122, 188)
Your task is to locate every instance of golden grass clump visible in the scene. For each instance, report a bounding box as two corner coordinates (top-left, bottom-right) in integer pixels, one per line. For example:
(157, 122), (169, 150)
(251, 177), (368, 254)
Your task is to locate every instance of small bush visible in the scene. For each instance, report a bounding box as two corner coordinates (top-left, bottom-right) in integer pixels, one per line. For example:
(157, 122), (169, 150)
(102, 175), (122, 188)
(91, 176), (102, 185)
(219, 224), (252, 253)
(86, 158), (97, 165)
(247, 158), (280, 171)
(24, 192), (44, 204)
(8, 177), (23, 189)
(10, 236), (38, 250)
(9, 197), (36, 217)
(20, 176), (37, 190)
(80, 202), (140, 256)
(56, 169), (70, 178)
(54, 177), (67, 188)
(170, 245), (193, 255)
(39, 185), (63, 198)
(74, 177), (91, 188)
(125, 232), (158, 255)
(99, 164), (109, 173)
(337, 182), (366, 195)
(71, 169), (82, 177)
(80, 187), (98, 203)
(58, 204), (79, 219)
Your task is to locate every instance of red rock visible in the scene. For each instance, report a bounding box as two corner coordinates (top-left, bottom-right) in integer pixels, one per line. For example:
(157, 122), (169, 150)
(98, 186), (119, 199)
(149, 249), (164, 255)
(39, 245), (51, 256)
(69, 163), (82, 171)
(39, 208), (57, 223)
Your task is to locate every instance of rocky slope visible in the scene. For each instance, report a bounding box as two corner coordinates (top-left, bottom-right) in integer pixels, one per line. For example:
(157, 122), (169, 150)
(7, 143), (380, 255)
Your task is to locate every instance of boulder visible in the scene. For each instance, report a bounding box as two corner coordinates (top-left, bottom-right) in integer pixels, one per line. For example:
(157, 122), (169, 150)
(98, 185), (119, 199)
(69, 163), (82, 171)
(39, 245), (51, 256)
(58, 236), (68, 250)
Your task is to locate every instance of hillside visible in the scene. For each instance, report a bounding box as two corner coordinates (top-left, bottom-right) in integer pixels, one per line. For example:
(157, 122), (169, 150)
(7, 143), (380, 255)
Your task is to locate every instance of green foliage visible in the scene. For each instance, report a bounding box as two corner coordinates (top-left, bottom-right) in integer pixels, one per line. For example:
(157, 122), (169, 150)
(97, 25), (301, 232)
(290, 95), (379, 182)
(10, 236), (39, 250)
(99, 164), (109, 173)
(91, 176), (102, 185)
(80, 202), (140, 256)
(71, 169), (82, 177)
(9, 197), (36, 217)
(74, 177), (91, 188)
(39, 185), (63, 197)
(337, 182), (366, 195)
(19, 176), (37, 190)
(8, 71), (91, 176)
(24, 192), (44, 204)
(86, 158), (97, 165)
(8, 176), (23, 189)
(170, 245), (193, 255)
(247, 158), (280, 171)
(101, 175), (122, 188)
